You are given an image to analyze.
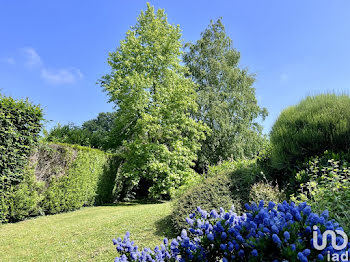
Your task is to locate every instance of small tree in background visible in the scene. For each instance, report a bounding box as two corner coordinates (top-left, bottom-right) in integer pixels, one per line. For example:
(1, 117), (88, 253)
(184, 19), (267, 172)
(46, 112), (117, 150)
(100, 4), (208, 198)
(82, 112), (117, 150)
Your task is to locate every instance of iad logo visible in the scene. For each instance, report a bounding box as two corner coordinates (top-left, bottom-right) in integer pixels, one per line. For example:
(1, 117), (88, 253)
(313, 225), (349, 261)
(313, 225), (348, 251)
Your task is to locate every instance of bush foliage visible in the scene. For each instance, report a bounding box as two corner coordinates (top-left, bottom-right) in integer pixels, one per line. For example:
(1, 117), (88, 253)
(39, 143), (119, 214)
(0, 95), (43, 222)
(171, 173), (237, 232)
(292, 157), (350, 232)
(171, 159), (269, 231)
(270, 94), (350, 182)
(249, 180), (285, 205)
(4, 143), (119, 222)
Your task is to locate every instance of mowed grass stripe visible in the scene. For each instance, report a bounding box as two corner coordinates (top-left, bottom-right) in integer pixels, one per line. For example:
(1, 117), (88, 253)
(0, 202), (173, 262)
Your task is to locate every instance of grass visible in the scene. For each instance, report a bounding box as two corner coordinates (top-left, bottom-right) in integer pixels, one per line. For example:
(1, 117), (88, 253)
(0, 201), (174, 261)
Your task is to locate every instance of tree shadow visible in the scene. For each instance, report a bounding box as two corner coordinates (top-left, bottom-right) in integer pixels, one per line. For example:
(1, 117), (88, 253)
(100, 199), (166, 207)
(154, 215), (177, 239)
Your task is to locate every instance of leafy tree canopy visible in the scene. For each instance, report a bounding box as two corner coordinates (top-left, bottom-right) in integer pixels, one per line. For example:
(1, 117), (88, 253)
(183, 18), (268, 172)
(46, 112), (117, 150)
(100, 3), (208, 198)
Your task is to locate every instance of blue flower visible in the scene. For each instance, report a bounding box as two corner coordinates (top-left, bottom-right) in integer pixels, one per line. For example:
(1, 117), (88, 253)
(284, 231), (290, 241)
(272, 234), (281, 245)
(207, 233), (214, 241)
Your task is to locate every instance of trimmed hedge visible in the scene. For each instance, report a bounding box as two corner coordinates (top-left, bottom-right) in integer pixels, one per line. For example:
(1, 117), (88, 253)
(270, 94), (350, 180)
(5, 143), (120, 222)
(0, 95), (43, 222)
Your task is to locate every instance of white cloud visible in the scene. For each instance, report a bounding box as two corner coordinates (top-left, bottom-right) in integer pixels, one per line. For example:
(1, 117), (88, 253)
(22, 47), (42, 67)
(41, 67), (83, 84)
(2, 57), (16, 65)
(18, 47), (83, 85)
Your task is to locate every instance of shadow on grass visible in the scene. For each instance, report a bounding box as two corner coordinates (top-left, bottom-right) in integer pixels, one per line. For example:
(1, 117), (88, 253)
(100, 199), (166, 207)
(154, 215), (177, 239)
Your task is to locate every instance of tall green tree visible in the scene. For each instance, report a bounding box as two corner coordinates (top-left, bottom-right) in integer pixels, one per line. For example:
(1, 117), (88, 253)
(184, 19), (268, 172)
(82, 112), (117, 150)
(46, 112), (117, 150)
(100, 4), (208, 198)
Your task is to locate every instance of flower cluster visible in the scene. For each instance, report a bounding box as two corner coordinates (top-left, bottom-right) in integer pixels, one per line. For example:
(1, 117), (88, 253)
(113, 201), (350, 261)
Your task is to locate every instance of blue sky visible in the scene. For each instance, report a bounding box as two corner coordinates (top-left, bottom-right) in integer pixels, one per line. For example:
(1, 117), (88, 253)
(1, 1), (350, 133)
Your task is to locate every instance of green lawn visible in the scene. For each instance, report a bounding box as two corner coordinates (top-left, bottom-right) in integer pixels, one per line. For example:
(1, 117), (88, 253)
(0, 201), (174, 262)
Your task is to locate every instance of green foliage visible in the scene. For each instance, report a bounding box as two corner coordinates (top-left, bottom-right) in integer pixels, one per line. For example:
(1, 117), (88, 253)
(38, 143), (119, 215)
(171, 173), (238, 232)
(169, 172), (203, 199)
(184, 18), (267, 172)
(171, 159), (266, 231)
(82, 112), (117, 150)
(0, 95), (43, 222)
(209, 159), (264, 205)
(45, 112), (117, 150)
(4, 143), (119, 222)
(45, 123), (91, 146)
(270, 93), (350, 183)
(100, 4), (208, 198)
(291, 158), (350, 232)
(249, 180), (285, 205)
(7, 164), (44, 222)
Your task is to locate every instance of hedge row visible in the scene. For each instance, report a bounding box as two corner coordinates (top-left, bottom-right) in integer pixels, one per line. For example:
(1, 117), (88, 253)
(4, 143), (120, 222)
(0, 95), (43, 222)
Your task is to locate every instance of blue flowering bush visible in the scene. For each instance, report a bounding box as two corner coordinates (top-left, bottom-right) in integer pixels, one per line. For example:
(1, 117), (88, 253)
(113, 201), (349, 261)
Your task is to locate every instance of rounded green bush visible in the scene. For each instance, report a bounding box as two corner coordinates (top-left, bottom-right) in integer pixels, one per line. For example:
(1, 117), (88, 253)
(249, 180), (285, 205)
(270, 94), (350, 175)
(171, 173), (238, 232)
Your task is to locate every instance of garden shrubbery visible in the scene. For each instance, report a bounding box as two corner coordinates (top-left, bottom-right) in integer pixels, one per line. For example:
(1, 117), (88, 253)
(4, 143), (120, 222)
(171, 172), (237, 232)
(0, 95), (43, 222)
(37, 143), (119, 215)
(249, 180), (285, 205)
(171, 159), (285, 232)
(292, 156), (350, 232)
(114, 200), (349, 261)
(270, 94), (350, 185)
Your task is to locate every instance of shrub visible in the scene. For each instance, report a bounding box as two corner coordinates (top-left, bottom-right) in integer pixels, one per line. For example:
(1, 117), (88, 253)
(36, 143), (119, 215)
(209, 159), (266, 204)
(171, 173), (238, 232)
(171, 159), (265, 232)
(249, 180), (285, 205)
(292, 158), (350, 232)
(0, 95), (43, 222)
(113, 201), (349, 261)
(4, 142), (120, 222)
(6, 163), (44, 222)
(169, 172), (203, 199)
(270, 94), (350, 183)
